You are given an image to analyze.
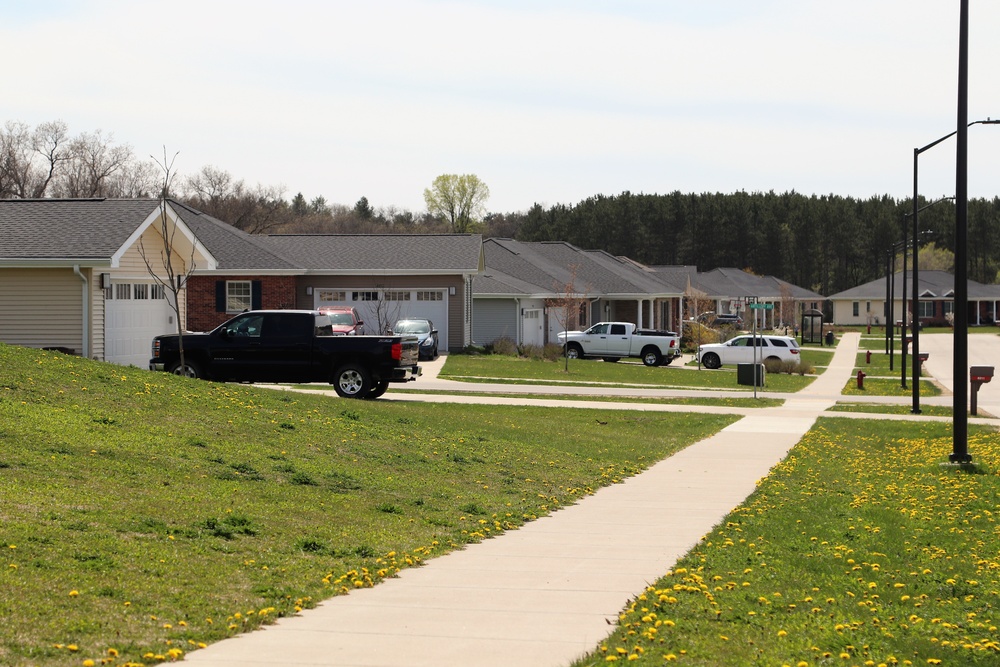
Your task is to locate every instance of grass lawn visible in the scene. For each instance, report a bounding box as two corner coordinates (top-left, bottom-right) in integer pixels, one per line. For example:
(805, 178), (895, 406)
(573, 417), (1000, 666)
(854, 351), (930, 375)
(841, 377), (942, 398)
(828, 402), (956, 417)
(439, 355), (815, 393)
(0, 343), (736, 667)
(388, 387), (783, 409)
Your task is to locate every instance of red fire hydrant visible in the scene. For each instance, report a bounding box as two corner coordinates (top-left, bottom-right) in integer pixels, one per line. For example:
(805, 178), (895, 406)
(866, 350), (872, 364)
(857, 370), (866, 389)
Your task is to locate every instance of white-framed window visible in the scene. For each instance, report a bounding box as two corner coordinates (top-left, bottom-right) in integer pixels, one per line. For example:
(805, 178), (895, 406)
(227, 280), (252, 312)
(384, 291), (411, 301)
(943, 301), (954, 315)
(115, 284), (131, 300)
(133, 284), (149, 300)
(318, 290), (346, 302)
(852, 302), (859, 317)
(151, 284), (166, 300)
(417, 291), (443, 301)
(353, 291), (379, 301)
(918, 301), (934, 318)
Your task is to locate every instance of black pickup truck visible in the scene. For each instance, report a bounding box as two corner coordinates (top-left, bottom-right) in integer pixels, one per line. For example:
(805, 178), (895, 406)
(149, 310), (421, 399)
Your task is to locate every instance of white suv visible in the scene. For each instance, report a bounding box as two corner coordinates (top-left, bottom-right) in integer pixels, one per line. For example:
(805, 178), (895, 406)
(697, 334), (800, 369)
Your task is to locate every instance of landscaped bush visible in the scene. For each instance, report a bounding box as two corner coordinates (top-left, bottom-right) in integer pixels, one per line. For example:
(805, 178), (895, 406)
(763, 358), (815, 376)
(518, 343), (544, 360)
(485, 336), (518, 356)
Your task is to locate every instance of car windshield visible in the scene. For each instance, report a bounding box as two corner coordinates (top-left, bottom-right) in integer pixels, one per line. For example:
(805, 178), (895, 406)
(396, 321), (430, 334)
(328, 313), (355, 325)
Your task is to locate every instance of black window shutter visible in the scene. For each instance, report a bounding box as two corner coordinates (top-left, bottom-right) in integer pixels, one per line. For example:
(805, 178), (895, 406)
(251, 281), (263, 310)
(215, 281), (226, 312)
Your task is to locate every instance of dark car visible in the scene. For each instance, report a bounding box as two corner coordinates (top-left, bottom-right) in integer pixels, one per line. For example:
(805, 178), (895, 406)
(393, 318), (438, 360)
(698, 312), (743, 328)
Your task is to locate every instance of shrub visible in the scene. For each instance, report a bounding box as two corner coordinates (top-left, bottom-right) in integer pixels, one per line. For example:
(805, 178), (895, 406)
(519, 343), (544, 360)
(542, 343), (563, 361)
(486, 337), (518, 356)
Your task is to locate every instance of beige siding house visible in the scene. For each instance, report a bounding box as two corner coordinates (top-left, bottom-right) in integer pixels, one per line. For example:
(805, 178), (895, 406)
(0, 199), (216, 366)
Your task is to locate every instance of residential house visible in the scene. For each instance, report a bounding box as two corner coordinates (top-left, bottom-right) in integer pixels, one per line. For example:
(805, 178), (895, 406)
(0, 199), (216, 367)
(827, 270), (1000, 327)
(0, 199), (484, 366)
(472, 239), (684, 347)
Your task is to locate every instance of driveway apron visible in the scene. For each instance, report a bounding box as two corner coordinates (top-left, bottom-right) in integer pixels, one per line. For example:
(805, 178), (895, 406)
(185, 335), (861, 667)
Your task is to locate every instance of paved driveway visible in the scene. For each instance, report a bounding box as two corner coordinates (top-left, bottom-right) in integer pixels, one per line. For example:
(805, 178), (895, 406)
(919, 332), (1000, 414)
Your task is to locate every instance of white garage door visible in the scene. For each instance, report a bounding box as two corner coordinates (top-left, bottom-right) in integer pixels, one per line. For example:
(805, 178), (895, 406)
(315, 288), (449, 350)
(105, 282), (176, 367)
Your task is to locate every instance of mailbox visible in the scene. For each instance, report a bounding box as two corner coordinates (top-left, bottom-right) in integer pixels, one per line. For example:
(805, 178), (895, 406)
(971, 366), (994, 383)
(970, 366), (994, 417)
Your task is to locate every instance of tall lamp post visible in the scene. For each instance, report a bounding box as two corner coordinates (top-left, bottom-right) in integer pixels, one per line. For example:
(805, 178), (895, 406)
(906, 198), (956, 413)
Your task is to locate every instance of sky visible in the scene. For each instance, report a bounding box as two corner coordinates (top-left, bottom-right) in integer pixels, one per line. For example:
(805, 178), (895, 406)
(4, 1), (1000, 214)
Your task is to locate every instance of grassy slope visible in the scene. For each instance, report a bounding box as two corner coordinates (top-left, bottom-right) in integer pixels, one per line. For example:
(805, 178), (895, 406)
(0, 344), (736, 667)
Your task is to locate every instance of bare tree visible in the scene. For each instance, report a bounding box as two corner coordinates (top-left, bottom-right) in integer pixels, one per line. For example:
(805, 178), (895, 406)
(545, 264), (590, 371)
(182, 165), (289, 233)
(106, 159), (161, 198)
(0, 120), (70, 198)
(365, 286), (403, 335)
(139, 149), (198, 374)
(56, 130), (133, 197)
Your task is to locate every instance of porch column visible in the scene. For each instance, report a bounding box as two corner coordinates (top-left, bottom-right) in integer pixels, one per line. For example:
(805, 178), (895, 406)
(636, 300), (643, 329)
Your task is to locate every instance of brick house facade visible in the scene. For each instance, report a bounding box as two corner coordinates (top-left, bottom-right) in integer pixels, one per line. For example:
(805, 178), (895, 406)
(185, 275), (298, 332)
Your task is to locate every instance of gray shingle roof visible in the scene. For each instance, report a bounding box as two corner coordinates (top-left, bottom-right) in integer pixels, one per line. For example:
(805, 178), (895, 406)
(263, 234), (483, 273)
(168, 201), (301, 272)
(828, 270), (1000, 300)
(483, 239), (681, 296)
(0, 198), (161, 262)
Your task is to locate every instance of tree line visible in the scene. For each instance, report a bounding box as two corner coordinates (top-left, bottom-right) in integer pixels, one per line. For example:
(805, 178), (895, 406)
(513, 190), (1000, 296)
(5, 119), (999, 295)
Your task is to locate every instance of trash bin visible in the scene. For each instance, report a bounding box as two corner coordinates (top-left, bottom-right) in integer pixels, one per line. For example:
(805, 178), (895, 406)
(825, 331), (835, 346)
(737, 363), (765, 386)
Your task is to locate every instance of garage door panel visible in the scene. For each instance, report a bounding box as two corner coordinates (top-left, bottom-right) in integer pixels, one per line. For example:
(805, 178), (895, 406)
(105, 283), (175, 367)
(315, 288), (449, 350)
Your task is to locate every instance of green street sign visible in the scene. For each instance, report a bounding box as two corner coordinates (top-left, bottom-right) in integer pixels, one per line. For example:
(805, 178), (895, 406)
(749, 303), (774, 310)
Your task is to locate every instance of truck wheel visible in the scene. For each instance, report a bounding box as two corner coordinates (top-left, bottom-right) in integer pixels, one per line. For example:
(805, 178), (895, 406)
(565, 344), (584, 359)
(333, 363), (371, 399)
(366, 379), (389, 400)
(641, 347), (662, 367)
(167, 360), (203, 379)
(702, 353), (721, 370)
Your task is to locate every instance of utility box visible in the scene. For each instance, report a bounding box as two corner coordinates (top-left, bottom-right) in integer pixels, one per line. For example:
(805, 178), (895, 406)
(737, 363), (765, 386)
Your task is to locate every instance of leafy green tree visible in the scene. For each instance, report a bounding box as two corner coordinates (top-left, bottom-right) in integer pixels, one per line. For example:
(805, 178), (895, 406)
(423, 174), (490, 233)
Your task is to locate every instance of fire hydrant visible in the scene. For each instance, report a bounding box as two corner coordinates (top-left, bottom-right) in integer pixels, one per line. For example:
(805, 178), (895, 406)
(866, 350), (872, 364)
(857, 370), (866, 389)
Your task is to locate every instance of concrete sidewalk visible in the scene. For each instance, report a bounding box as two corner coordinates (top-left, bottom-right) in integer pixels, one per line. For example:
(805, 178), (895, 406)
(187, 335), (861, 666)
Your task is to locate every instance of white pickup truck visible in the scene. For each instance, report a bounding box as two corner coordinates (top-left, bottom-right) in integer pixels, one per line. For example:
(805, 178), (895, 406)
(557, 322), (681, 366)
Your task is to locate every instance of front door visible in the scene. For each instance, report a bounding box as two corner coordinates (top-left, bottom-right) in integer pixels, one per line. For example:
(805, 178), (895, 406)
(522, 309), (544, 347)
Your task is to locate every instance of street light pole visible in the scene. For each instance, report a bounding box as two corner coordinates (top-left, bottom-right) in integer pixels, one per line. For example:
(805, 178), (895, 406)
(953, 0), (971, 463)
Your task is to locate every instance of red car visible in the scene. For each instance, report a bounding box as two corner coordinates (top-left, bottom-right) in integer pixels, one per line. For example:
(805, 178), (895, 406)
(318, 306), (364, 335)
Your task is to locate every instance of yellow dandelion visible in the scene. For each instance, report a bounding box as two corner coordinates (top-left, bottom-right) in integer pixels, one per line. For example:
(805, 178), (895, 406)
(69, 590), (79, 597)
(83, 660), (95, 667)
